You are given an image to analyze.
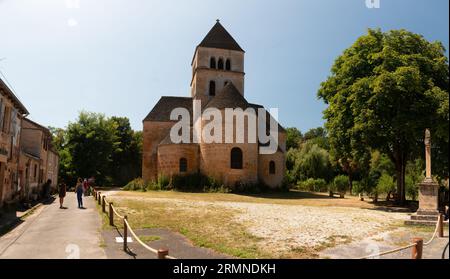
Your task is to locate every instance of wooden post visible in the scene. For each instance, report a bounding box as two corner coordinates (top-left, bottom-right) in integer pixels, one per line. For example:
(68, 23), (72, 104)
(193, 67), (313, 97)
(411, 238), (423, 259)
(109, 202), (114, 226)
(438, 214), (444, 238)
(97, 192), (101, 205)
(157, 249), (169, 259)
(102, 196), (106, 213)
(123, 215), (128, 251)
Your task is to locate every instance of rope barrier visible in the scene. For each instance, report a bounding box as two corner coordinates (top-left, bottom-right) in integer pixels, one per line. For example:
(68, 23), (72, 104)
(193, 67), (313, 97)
(359, 243), (417, 259)
(97, 193), (176, 259)
(423, 215), (441, 246)
(111, 205), (125, 220)
(359, 214), (443, 259)
(124, 218), (159, 254)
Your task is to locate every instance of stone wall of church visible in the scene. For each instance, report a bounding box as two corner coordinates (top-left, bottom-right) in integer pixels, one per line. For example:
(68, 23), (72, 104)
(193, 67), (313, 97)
(199, 142), (259, 188)
(258, 151), (285, 188)
(198, 109), (259, 187)
(142, 121), (174, 182)
(157, 144), (199, 178)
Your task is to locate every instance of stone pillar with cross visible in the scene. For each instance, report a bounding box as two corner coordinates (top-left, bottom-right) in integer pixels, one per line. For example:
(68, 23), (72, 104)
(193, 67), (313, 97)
(417, 129), (440, 214)
(405, 129), (441, 226)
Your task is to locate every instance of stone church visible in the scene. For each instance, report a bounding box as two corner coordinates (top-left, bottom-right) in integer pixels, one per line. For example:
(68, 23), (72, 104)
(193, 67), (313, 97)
(142, 21), (286, 188)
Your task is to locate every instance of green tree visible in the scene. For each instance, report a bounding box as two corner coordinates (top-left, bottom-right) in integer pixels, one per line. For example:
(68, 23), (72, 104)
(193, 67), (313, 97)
(110, 117), (142, 186)
(289, 141), (333, 183)
(303, 127), (329, 150)
(49, 127), (72, 183)
(376, 173), (396, 200)
(405, 159), (425, 201)
(318, 29), (449, 204)
(65, 112), (119, 185)
(286, 127), (303, 150)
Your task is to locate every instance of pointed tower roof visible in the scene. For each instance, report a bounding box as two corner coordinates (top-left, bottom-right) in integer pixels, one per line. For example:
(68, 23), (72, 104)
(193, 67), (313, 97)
(205, 82), (249, 109)
(198, 20), (244, 52)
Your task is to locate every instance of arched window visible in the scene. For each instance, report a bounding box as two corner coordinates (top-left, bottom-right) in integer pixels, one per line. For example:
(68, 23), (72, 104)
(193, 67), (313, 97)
(224, 81), (229, 87)
(210, 57), (216, 69)
(179, 158), (187, 173)
(269, 161), (276, 174)
(209, 81), (216, 96)
(218, 58), (224, 70)
(230, 148), (243, 169)
(226, 59), (231, 71)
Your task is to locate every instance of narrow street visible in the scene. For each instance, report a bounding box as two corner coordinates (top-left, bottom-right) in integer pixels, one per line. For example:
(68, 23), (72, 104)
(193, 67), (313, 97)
(0, 193), (106, 259)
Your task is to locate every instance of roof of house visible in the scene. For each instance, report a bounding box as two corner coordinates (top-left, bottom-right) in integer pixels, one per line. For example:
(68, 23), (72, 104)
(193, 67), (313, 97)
(0, 78), (29, 115)
(205, 83), (249, 110)
(23, 118), (51, 134)
(143, 96), (193, 122)
(197, 21), (244, 52)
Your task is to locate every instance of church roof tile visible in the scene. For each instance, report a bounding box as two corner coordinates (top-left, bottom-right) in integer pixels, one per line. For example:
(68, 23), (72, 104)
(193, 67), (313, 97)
(198, 21), (244, 52)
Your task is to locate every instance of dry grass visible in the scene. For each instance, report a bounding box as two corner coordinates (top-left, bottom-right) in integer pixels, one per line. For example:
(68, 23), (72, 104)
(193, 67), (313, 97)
(113, 190), (377, 209)
(106, 197), (269, 258)
(100, 190), (407, 259)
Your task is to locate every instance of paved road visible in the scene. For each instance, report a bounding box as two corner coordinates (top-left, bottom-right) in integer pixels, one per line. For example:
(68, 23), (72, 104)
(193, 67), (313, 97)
(0, 192), (106, 259)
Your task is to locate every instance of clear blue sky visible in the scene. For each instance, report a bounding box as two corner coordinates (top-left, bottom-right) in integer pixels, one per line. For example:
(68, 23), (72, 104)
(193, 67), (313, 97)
(0, 0), (448, 133)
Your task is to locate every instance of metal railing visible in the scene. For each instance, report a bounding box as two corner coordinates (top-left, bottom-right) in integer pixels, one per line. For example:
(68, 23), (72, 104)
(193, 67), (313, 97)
(93, 188), (175, 259)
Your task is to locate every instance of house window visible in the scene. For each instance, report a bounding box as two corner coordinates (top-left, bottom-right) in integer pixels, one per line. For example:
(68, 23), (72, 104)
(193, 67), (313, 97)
(269, 161), (276, 174)
(210, 57), (216, 69)
(179, 158), (187, 173)
(33, 164), (37, 180)
(230, 148), (243, 169)
(209, 81), (216, 96)
(224, 81), (229, 87)
(2, 106), (11, 134)
(226, 59), (231, 71)
(218, 58), (224, 70)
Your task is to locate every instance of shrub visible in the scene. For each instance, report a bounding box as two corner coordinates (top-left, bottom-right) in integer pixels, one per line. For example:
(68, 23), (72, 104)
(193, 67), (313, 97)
(376, 173), (396, 196)
(297, 178), (328, 192)
(123, 178), (147, 191)
(351, 181), (364, 195)
(406, 175), (418, 201)
(330, 175), (349, 193)
(232, 182), (271, 194)
(157, 175), (170, 189)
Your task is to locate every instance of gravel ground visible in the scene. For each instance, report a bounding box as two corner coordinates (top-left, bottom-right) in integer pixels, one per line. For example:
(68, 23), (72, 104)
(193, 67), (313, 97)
(106, 192), (410, 254)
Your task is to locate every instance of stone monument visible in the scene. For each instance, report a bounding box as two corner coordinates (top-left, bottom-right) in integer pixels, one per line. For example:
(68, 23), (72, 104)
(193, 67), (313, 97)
(417, 129), (440, 214)
(405, 129), (440, 226)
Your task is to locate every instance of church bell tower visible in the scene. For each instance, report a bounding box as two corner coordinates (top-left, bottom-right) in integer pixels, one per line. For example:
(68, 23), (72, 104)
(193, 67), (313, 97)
(190, 20), (245, 106)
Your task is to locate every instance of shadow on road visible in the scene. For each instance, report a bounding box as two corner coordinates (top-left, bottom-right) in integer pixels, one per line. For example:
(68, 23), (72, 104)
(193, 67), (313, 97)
(0, 196), (56, 237)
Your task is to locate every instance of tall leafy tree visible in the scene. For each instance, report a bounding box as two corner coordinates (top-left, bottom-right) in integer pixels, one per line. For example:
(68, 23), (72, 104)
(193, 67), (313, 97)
(65, 112), (119, 185)
(110, 117), (142, 186)
(288, 141), (333, 182)
(286, 127), (303, 150)
(319, 29), (449, 204)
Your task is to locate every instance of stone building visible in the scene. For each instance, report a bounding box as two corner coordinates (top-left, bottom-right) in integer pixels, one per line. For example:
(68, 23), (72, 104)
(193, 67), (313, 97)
(0, 78), (29, 207)
(19, 118), (59, 200)
(143, 21), (286, 188)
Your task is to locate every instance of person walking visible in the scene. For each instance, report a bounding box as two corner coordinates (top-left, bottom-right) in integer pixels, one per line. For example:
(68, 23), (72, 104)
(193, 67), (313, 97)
(75, 178), (84, 209)
(83, 178), (89, 196)
(58, 180), (67, 209)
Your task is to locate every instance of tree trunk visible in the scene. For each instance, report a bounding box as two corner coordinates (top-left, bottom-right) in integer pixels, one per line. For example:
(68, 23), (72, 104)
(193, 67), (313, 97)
(394, 151), (407, 205)
(348, 173), (353, 195)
